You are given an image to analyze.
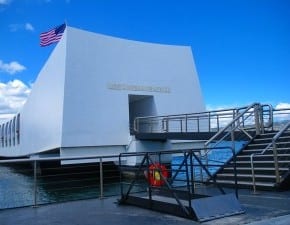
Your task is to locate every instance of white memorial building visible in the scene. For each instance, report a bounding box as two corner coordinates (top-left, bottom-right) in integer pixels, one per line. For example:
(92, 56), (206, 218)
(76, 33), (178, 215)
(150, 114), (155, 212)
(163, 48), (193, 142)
(0, 26), (205, 163)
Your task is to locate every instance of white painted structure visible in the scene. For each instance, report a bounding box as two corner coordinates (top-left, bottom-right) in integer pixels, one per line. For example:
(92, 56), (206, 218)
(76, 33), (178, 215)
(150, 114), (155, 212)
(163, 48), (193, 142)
(0, 26), (205, 163)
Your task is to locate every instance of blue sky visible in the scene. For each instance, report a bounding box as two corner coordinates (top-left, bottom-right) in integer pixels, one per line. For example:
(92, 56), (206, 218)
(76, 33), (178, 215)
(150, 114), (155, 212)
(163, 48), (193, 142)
(0, 0), (290, 119)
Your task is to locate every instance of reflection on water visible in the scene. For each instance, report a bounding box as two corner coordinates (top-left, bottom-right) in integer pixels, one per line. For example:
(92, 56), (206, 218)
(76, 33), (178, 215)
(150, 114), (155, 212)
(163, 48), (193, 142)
(0, 163), (121, 209)
(0, 145), (242, 209)
(0, 165), (35, 208)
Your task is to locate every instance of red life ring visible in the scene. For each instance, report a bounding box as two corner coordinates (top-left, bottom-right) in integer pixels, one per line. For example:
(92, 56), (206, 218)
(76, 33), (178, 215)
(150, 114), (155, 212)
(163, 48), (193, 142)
(148, 163), (168, 187)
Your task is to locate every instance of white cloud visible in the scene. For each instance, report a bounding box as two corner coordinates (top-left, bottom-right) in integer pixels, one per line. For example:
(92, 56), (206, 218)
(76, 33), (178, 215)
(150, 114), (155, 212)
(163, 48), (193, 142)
(274, 102), (290, 122)
(9, 22), (35, 32)
(25, 23), (34, 31)
(206, 102), (290, 128)
(0, 60), (26, 75)
(0, 80), (31, 123)
(275, 102), (290, 110)
(0, 0), (11, 5)
(9, 24), (21, 32)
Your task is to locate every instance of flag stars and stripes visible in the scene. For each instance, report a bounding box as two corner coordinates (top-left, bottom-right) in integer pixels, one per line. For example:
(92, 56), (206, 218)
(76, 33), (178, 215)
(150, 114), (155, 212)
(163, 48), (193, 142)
(40, 23), (66, 47)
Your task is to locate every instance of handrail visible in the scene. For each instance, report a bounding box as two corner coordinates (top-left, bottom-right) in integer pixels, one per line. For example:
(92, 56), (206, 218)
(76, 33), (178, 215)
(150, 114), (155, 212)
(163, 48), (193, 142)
(133, 109), (238, 133)
(262, 104), (274, 128)
(250, 120), (290, 192)
(133, 103), (273, 135)
(0, 153), (119, 164)
(204, 103), (261, 149)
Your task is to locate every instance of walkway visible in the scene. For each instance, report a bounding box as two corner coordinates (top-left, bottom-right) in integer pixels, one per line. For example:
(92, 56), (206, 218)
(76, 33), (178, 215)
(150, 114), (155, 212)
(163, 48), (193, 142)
(1, 189), (290, 225)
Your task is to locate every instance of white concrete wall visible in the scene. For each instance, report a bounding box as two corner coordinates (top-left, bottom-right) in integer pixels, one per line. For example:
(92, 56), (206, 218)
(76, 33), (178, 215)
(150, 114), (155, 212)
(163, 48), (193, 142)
(0, 26), (205, 157)
(0, 31), (67, 157)
(61, 27), (205, 148)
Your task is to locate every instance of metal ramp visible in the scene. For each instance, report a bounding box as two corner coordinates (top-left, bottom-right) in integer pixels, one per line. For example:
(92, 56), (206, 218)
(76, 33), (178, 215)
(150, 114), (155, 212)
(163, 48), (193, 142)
(118, 149), (245, 222)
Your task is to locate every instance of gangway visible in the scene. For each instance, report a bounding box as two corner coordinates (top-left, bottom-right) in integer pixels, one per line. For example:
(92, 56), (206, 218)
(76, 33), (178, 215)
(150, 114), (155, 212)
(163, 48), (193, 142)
(133, 103), (273, 141)
(118, 148), (244, 222)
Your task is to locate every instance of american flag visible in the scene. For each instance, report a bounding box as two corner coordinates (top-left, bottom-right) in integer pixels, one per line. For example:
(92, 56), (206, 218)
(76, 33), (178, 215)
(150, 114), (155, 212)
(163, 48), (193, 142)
(40, 23), (66, 47)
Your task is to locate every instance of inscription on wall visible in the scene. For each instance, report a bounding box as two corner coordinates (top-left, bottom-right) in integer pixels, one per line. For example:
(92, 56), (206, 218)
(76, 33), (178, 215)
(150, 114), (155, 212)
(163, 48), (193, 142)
(107, 83), (171, 93)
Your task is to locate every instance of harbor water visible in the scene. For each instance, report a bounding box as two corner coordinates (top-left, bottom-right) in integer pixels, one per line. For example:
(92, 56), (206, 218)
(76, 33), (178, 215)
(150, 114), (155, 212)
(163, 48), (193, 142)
(0, 143), (244, 209)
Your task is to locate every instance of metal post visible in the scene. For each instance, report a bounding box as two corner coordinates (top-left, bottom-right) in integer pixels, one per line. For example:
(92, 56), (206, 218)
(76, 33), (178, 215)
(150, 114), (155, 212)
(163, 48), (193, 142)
(99, 158), (104, 199)
(146, 154), (152, 202)
(119, 154), (123, 198)
(250, 155), (257, 193)
(254, 104), (261, 135)
(199, 151), (203, 182)
(185, 115), (188, 132)
(184, 152), (192, 209)
(272, 142), (280, 183)
(33, 160), (38, 207)
(231, 124), (235, 153)
(189, 151), (194, 193)
(208, 112), (211, 132)
(259, 106), (265, 134)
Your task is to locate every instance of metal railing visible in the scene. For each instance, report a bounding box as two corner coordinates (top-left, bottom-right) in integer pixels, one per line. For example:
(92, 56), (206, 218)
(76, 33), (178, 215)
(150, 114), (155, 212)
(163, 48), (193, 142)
(133, 103), (273, 135)
(118, 146), (238, 219)
(272, 108), (290, 130)
(134, 107), (242, 134)
(0, 154), (120, 209)
(250, 120), (290, 192)
(204, 103), (268, 150)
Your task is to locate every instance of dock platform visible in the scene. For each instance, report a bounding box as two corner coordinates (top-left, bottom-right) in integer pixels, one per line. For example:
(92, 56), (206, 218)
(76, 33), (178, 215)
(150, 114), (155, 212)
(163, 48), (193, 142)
(1, 189), (290, 225)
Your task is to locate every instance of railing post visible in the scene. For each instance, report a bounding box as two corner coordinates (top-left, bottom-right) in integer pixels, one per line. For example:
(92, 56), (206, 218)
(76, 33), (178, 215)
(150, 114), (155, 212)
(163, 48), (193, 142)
(199, 150), (204, 182)
(208, 112), (211, 132)
(33, 160), (38, 207)
(272, 142), (280, 184)
(185, 114), (188, 132)
(250, 154), (257, 193)
(259, 106), (265, 134)
(231, 123), (235, 152)
(99, 157), (104, 199)
(254, 104), (261, 135)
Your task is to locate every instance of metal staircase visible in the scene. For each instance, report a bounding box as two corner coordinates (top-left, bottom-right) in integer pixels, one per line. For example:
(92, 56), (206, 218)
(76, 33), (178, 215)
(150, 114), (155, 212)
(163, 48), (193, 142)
(122, 103), (290, 221)
(214, 128), (290, 190)
(133, 103), (290, 191)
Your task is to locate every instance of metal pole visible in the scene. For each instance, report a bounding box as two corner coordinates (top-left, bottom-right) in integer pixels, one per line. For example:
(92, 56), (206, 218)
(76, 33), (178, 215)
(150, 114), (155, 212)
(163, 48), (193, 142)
(33, 160), (38, 207)
(254, 104), (261, 135)
(99, 158), (103, 199)
(189, 151), (194, 194)
(250, 155), (257, 193)
(208, 112), (211, 132)
(185, 115), (188, 132)
(272, 142), (280, 183)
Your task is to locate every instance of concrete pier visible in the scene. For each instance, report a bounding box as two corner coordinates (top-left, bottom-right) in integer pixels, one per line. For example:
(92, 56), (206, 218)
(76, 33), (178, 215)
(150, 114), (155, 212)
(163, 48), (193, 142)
(1, 189), (290, 225)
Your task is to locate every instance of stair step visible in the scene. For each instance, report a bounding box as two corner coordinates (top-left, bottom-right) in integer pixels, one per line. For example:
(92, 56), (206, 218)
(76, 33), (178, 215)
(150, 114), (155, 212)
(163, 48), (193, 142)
(235, 160), (290, 164)
(216, 179), (275, 187)
(223, 167), (288, 172)
(242, 147), (290, 154)
(217, 173), (276, 179)
(237, 153), (290, 159)
(248, 141), (290, 147)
